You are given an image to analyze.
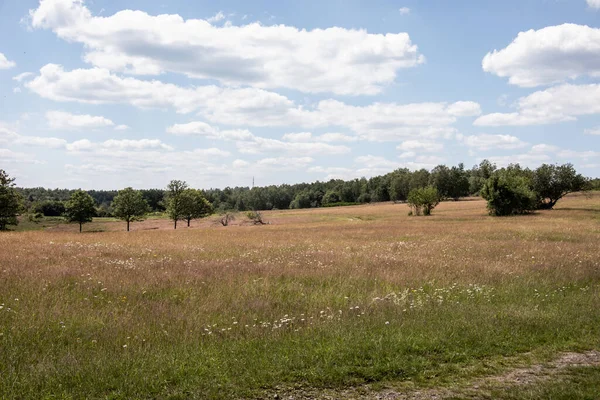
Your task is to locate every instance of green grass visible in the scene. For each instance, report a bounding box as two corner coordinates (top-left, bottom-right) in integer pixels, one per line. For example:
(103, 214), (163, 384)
(2, 279), (599, 399)
(485, 366), (600, 400)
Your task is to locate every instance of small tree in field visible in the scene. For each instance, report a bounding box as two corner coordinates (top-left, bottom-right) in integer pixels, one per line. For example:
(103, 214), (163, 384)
(532, 163), (588, 209)
(165, 180), (188, 229)
(0, 169), (22, 231)
(112, 187), (150, 231)
(179, 189), (213, 227)
(65, 190), (96, 232)
(480, 172), (537, 216)
(407, 186), (440, 216)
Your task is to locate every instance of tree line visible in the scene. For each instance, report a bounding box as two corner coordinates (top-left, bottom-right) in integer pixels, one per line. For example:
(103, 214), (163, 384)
(1, 161), (598, 231)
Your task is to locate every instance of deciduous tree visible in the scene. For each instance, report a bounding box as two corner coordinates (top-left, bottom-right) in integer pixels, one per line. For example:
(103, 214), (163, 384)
(65, 190), (96, 232)
(112, 187), (150, 231)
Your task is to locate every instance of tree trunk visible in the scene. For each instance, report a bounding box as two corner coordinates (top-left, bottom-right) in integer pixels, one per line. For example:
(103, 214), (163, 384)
(187, 218), (191, 227)
(127, 220), (130, 232)
(79, 222), (82, 233)
(174, 219), (177, 230)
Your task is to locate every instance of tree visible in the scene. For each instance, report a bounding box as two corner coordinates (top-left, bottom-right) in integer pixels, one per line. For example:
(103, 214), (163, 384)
(322, 190), (341, 205)
(480, 171), (537, 216)
(165, 180), (188, 229)
(0, 170), (22, 231)
(65, 190), (96, 232)
(179, 189), (213, 227)
(407, 186), (440, 216)
(112, 187), (150, 231)
(532, 164), (588, 209)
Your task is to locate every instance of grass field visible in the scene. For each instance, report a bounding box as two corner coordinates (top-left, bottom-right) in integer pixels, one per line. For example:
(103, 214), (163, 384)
(1, 194), (599, 399)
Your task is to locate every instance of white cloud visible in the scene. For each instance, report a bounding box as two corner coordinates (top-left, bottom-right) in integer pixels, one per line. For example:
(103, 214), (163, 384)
(13, 88), (22, 94)
(114, 124), (130, 131)
(474, 84), (600, 126)
(30, 0), (424, 95)
(46, 110), (115, 130)
(486, 152), (551, 168)
(0, 53), (16, 69)
(0, 148), (42, 164)
(13, 72), (34, 82)
(399, 7), (411, 15)
(316, 133), (358, 143)
(282, 132), (313, 142)
(482, 24), (600, 87)
(65, 138), (173, 152)
(27, 64), (295, 119)
(584, 127), (600, 135)
(256, 157), (314, 168)
(187, 148), (231, 158)
(0, 125), (67, 149)
(207, 11), (225, 23)
(459, 134), (528, 151)
(232, 159), (250, 168)
(237, 136), (351, 156)
(29, 65), (480, 140)
(587, 0), (600, 9)
(530, 144), (561, 153)
(397, 139), (443, 152)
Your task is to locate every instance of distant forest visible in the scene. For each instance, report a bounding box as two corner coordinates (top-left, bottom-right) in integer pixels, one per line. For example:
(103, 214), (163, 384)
(17, 161), (600, 216)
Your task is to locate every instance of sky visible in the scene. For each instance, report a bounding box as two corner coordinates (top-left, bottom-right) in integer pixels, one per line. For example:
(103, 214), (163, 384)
(0, 0), (599, 190)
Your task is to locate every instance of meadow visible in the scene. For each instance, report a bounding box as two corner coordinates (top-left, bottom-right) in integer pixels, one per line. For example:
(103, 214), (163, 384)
(1, 194), (599, 399)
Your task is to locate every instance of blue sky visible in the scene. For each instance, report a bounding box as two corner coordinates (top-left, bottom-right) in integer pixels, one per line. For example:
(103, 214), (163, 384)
(1, 0), (599, 189)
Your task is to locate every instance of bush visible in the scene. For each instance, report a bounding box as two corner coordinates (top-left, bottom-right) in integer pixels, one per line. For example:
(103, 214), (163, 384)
(480, 172), (538, 216)
(33, 200), (65, 217)
(407, 187), (440, 216)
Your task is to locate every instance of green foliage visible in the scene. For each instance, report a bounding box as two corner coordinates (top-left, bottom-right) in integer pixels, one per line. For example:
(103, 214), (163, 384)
(64, 190), (96, 232)
(0, 169), (22, 231)
(179, 189), (213, 227)
(33, 200), (65, 217)
(430, 164), (470, 200)
(532, 163), (588, 209)
(480, 170), (538, 216)
(321, 190), (341, 205)
(246, 210), (267, 225)
(112, 188), (150, 231)
(165, 180), (189, 229)
(407, 186), (440, 216)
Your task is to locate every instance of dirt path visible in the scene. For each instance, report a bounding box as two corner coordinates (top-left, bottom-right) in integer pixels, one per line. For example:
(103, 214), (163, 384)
(268, 351), (600, 400)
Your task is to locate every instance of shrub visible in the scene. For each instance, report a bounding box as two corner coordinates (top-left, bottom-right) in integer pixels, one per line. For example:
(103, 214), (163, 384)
(246, 211), (267, 225)
(480, 172), (537, 216)
(407, 186), (440, 216)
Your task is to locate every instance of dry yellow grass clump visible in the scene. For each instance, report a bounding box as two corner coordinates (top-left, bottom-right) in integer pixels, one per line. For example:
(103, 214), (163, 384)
(1, 194), (599, 399)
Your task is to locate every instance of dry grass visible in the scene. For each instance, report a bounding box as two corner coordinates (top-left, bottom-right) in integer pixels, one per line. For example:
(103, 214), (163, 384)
(1, 194), (599, 399)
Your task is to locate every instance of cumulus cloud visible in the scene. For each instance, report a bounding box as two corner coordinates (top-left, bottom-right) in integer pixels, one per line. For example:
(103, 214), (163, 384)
(0, 125), (67, 149)
(474, 84), (600, 126)
(0, 148), (42, 164)
(30, 0), (425, 95)
(27, 64), (296, 120)
(256, 157), (314, 168)
(584, 127), (600, 135)
(396, 139), (443, 152)
(282, 132), (358, 143)
(13, 72), (34, 82)
(587, 0), (600, 9)
(46, 110), (115, 130)
(399, 7), (411, 15)
(458, 134), (529, 151)
(482, 24), (600, 87)
(29, 64), (480, 139)
(237, 136), (351, 156)
(207, 11), (225, 24)
(66, 138), (173, 152)
(0, 53), (16, 69)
